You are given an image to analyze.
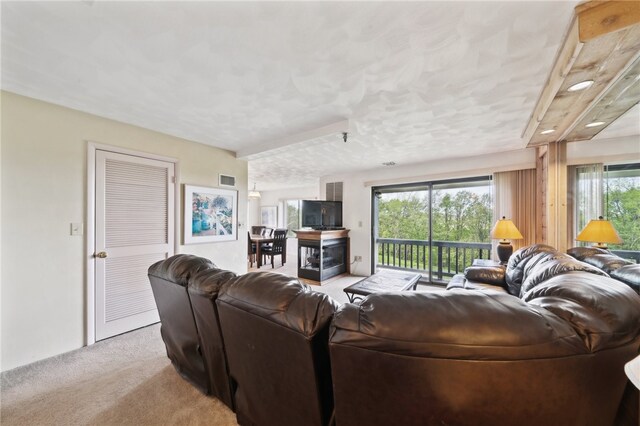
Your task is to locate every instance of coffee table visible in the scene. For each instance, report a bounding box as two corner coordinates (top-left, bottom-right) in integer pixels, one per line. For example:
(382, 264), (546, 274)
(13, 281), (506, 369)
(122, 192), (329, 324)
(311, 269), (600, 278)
(343, 270), (422, 303)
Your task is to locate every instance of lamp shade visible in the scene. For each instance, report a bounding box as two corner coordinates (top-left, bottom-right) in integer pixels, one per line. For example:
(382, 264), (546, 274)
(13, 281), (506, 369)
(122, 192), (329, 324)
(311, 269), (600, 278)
(490, 217), (523, 240)
(576, 216), (622, 247)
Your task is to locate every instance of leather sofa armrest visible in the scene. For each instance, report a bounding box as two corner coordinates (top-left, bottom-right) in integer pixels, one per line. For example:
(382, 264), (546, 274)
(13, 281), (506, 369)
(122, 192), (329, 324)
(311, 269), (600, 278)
(464, 266), (506, 288)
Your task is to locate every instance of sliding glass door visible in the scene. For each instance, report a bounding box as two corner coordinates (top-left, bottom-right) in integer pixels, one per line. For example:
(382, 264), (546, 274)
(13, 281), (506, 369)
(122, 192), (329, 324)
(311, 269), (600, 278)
(373, 176), (492, 283)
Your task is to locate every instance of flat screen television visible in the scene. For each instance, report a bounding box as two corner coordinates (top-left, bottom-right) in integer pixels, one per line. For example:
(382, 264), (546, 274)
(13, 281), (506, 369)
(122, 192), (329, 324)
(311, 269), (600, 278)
(301, 200), (343, 230)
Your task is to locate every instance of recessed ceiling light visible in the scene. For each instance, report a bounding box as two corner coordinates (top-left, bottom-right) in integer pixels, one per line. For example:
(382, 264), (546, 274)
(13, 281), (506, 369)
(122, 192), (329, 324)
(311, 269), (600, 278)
(585, 121), (606, 128)
(382, 161), (396, 166)
(540, 129), (555, 135)
(567, 80), (594, 92)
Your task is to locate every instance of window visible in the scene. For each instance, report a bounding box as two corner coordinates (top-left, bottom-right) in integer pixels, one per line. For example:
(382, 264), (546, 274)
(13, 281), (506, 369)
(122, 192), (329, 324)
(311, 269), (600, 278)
(572, 162), (640, 257)
(284, 200), (302, 238)
(604, 163), (640, 252)
(373, 176), (492, 283)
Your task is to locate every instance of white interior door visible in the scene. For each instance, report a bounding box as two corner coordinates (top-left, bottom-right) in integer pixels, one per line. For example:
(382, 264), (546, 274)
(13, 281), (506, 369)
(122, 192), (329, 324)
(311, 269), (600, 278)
(95, 150), (175, 341)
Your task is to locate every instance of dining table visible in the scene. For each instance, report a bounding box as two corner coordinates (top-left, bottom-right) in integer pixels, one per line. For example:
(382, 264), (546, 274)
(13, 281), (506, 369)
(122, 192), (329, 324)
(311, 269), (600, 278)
(250, 234), (286, 268)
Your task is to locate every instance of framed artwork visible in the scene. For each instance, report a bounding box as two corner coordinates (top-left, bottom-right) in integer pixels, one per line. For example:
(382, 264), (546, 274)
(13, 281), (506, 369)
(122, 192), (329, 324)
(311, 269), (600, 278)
(261, 206), (277, 228)
(184, 185), (237, 244)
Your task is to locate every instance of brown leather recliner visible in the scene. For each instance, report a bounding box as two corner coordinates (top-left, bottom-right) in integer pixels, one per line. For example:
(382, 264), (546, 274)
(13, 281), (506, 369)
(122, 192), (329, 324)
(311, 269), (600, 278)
(330, 263), (640, 425)
(187, 267), (238, 409)
(147, 254), (216, 394)
(217, 272), (339, 426)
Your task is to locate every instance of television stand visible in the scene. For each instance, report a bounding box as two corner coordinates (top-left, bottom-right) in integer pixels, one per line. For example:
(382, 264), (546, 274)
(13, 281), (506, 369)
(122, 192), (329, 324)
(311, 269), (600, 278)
(294, 229), (350, 285)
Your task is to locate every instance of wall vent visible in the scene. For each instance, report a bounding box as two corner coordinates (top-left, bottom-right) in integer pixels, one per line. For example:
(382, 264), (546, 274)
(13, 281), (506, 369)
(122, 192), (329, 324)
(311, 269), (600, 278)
(326, 182), (343, 202)
(219, 174), (236, 188)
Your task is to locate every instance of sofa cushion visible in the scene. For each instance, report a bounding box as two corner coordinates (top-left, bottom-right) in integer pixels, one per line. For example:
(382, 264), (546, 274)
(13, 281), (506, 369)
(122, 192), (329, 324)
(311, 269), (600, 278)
(521, 252), (571, 279)
(567, 246), (609, 261)
(582, 253), (632, 274)
(505, 244), (557, 295)
(148, 254), (216, 287)
(523, 272), (640, 351)
(464, 266), (506, 288)
(610, 264), (640, 293)
(331, 291), (585, 360)
(218, 271), (339, 336)
(520, 256), (608, 296)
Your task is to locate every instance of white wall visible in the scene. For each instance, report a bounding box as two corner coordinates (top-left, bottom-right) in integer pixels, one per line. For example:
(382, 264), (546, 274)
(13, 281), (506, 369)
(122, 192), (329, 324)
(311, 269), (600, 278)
(1, 91), (248, 371)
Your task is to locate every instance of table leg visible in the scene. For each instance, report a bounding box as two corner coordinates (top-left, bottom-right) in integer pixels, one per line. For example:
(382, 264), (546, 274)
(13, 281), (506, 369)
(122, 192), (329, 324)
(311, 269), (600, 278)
(256, 243), (262, 268)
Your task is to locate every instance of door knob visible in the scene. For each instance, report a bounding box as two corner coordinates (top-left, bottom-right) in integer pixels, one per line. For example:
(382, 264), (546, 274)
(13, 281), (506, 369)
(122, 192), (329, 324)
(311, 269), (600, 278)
(95, 251), (108, 259)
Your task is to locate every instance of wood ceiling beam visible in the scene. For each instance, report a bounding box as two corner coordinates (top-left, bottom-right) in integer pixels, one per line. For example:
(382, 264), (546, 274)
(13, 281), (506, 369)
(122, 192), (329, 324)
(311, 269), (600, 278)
(523, 0), (640, 148)
(576, 0), (640, 41)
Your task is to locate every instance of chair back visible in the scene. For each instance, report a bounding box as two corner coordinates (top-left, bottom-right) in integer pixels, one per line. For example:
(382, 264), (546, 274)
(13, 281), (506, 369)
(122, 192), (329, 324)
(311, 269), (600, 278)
(147, 254), (216, 394)
(272, 229), (287, 254)
(251, 225), (265, 235)
(247, 232), (255, 255)
(187, 268), (238, 409)
(261, 227), (273, 237)
(217, 272), (338, 426)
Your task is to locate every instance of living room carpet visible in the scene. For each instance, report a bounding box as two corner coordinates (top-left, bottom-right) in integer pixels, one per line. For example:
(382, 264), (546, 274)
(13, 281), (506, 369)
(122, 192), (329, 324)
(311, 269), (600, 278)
(1, 324), (238, 425)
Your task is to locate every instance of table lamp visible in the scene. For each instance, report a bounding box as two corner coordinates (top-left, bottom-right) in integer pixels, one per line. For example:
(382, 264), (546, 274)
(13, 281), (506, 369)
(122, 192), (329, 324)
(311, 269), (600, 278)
(576, 216), (622, 248)
(490, 216), (524, 263)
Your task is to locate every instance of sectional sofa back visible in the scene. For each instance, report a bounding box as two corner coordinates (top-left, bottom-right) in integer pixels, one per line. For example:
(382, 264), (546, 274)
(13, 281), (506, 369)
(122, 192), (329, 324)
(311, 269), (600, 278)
(330, 267), (640, 426)
(568, 246), (640, 293)
(147, 254), (217, 394)
(187, 267), (238, 409)
(217, 272), (339, 426)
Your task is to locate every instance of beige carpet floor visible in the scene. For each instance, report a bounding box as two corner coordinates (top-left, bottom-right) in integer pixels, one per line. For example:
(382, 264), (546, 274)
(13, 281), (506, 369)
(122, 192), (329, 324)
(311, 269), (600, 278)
(1, 324), (237, 426)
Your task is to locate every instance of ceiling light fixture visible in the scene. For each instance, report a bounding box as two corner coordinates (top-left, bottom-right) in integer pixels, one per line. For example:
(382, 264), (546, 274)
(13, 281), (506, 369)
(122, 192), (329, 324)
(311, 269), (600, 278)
(540, 129), (555, 135)
(248, 183), (261, 199)
(567, 80), (594, 92)
(382, 161), (396, 166)
(585, 121), (606, 128)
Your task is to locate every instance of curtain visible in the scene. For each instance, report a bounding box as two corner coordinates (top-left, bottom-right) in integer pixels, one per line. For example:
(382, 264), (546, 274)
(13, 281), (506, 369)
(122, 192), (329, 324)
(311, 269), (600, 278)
(567, 163), (603, 246)
(493, 169), (537, 259)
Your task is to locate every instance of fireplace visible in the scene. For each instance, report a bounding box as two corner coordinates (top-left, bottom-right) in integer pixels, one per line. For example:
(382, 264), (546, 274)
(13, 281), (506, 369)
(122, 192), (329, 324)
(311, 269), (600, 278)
(295, 230), (349, 283)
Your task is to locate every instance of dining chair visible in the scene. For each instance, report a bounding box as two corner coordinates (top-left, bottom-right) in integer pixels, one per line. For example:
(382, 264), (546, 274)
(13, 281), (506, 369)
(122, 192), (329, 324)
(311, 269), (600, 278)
(262, 229), (287, 268)
(261, 227), (273, 237)
(247, 232), (256, 267)
(251, 226), (265, 235)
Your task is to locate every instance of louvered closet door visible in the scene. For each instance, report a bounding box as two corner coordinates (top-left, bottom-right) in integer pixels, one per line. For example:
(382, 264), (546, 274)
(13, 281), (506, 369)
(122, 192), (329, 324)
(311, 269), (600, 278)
(95, 150), (175, 341)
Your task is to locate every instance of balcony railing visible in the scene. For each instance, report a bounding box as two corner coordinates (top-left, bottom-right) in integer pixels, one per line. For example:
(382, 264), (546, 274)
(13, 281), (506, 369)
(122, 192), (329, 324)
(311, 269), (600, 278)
(611, 250), (640, 263)
(376, 238), (492, 281)
(376, 239), (640, 282)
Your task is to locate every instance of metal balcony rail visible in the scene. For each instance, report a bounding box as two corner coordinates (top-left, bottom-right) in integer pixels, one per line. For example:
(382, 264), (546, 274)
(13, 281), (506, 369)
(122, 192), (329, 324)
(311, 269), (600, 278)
(376, 238), (492, 281)
(376, 239), (640, 281)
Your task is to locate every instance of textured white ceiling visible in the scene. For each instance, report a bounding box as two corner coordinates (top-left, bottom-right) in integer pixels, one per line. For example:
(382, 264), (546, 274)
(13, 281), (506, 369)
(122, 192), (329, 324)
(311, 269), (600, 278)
(2, 1), (583, 190)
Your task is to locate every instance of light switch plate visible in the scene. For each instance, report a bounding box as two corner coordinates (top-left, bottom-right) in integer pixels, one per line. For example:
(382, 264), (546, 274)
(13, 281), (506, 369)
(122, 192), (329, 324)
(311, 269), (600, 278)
(71, 223), (83, 236)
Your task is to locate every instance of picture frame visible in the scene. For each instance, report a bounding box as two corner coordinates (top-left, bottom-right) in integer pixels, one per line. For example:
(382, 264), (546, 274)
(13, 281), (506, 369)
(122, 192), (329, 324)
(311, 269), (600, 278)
(184, 184), (237, 244)
(261, 205), (277, 228)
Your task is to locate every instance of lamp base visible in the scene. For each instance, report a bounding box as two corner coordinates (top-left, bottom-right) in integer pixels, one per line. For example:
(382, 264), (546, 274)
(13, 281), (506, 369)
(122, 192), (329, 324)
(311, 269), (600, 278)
(496, 241), (513, 263)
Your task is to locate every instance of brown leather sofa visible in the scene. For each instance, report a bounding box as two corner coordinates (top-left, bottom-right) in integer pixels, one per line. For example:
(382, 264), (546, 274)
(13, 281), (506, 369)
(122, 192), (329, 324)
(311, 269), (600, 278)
(567, 246), (640, 294)
(148, 255), (218, 395)
(217, 272), (339, 426)
(151, 249), (640, 426)
(148, 255), (236, 410)
(187, 266), (238, 409)
(330, 244), (640, 426)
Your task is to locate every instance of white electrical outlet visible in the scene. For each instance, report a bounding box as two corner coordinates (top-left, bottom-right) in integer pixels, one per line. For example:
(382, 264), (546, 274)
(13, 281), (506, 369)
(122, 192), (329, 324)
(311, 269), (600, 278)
(354, 255), (362, 262)
(70, 223), (83, 236)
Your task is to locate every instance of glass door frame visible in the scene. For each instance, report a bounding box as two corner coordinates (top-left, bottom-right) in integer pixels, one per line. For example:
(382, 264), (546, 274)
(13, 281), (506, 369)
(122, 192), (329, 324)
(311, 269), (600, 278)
(370, 175), (492, 283)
